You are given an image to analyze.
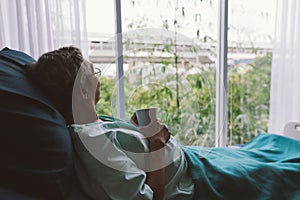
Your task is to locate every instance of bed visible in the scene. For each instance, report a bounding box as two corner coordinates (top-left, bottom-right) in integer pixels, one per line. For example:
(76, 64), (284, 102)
(182, 130), (300, 199)
(1, 47), (299, 199)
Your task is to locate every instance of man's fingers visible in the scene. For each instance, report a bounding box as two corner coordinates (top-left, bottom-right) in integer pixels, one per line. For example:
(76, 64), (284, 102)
(130, 112), (139, 126)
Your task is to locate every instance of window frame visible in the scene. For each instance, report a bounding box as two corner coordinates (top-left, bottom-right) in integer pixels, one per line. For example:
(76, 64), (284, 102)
(113, 0), (229, 147)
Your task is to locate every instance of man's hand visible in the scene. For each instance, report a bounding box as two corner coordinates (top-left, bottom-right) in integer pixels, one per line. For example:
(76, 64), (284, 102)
(147, 123), (171, 151)
(142, 121), (171, 200)
(130, 112), (139, 126)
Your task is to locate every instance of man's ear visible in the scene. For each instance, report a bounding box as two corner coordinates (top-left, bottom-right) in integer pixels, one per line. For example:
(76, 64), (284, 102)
(80, 86), (89, 99)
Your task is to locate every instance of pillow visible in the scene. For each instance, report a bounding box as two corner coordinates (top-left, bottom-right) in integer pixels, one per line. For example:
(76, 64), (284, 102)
(0, 47), (74, 199)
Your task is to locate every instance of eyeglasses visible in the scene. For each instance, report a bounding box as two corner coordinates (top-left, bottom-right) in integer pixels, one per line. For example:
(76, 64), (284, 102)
(89, 68), (102, 79)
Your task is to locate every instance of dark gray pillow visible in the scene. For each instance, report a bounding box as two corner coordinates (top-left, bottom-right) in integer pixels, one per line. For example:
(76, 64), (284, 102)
(0, 47), (74, 199)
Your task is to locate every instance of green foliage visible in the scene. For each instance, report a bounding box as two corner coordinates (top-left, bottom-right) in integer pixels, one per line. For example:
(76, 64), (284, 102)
(95, 76), (115, 116)
(227, 54), (272, 145)
(95, 54), (272, 147)
(94, 0), (273, 146)
(176, 69), (216, 147)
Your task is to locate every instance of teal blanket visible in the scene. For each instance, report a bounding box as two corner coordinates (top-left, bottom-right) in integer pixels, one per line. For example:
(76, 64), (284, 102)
(181, 133), (300, 200)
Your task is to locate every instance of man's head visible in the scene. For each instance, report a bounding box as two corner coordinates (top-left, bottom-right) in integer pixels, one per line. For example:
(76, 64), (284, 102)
(26, 46), (100, 124)
(27, 46), (84, 96)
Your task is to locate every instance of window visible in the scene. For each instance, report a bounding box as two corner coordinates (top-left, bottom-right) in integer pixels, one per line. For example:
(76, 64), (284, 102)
(227, 0), (275, 145)
(86, 0), (276, 147)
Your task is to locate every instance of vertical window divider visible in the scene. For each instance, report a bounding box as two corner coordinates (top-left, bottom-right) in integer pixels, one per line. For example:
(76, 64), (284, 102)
(114, 0), (125, 119)
(216, 0), (228, 147)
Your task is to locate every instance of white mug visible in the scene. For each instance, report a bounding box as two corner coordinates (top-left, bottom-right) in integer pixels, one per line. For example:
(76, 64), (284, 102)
(135, 107), (157, 127)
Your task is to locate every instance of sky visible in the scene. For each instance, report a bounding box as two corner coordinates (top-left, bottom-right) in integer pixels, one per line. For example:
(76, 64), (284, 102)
(86, 0), (277, 44)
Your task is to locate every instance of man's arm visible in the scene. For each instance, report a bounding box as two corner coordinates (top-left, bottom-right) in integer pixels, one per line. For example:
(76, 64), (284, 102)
(144, 125), (171, 200)
(131, 113), (171, 200)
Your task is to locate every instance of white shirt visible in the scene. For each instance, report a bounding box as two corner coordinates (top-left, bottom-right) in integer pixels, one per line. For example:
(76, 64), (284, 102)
(68, 115), (194, 200)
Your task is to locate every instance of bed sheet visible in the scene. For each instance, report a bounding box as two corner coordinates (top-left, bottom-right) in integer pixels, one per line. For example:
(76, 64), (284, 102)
(182, 133), (300, 200)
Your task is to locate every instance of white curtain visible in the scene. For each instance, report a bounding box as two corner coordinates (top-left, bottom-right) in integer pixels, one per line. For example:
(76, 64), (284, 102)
(0, 0), (88, 59)
(268, 0), (300, 134)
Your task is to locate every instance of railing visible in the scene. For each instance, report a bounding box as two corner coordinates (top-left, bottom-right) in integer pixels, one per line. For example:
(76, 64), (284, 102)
(88, 32), (272, 65)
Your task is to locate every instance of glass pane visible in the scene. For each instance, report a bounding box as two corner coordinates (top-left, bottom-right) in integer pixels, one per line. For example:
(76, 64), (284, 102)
(227, 0), (276, 145)
(120, 0), (218, 147)
(86, 0), (116, 116)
